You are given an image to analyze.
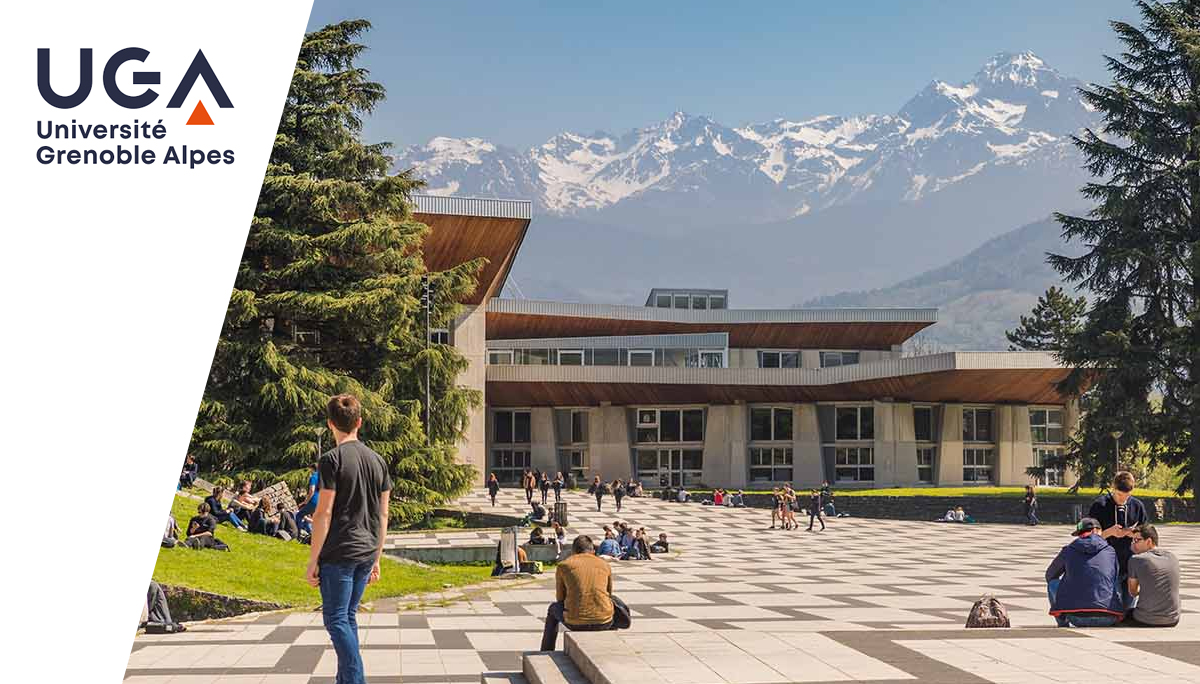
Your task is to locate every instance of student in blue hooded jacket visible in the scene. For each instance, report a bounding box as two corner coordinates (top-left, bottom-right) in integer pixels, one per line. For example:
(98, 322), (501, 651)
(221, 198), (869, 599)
(1045, 517), (1125, 627)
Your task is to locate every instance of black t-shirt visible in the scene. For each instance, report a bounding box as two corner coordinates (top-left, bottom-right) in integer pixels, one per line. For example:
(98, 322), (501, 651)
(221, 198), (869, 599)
(317, 440), (393, 565)
(1087, 493), (1146, 575)
(188, 514), (216, 536)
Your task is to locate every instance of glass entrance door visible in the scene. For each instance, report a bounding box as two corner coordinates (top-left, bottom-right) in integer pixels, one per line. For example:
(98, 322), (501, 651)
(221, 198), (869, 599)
(636, 448), (703, 487)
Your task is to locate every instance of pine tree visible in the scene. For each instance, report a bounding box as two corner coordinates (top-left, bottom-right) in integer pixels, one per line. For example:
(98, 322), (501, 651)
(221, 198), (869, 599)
(191, 20), (481, 523)
(1006, 287), (1087, 351)
(1049, 1), (1200, 504)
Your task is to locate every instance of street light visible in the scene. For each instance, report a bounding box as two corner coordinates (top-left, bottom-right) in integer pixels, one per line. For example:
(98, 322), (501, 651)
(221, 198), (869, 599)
(1110, 430), (1124, 478)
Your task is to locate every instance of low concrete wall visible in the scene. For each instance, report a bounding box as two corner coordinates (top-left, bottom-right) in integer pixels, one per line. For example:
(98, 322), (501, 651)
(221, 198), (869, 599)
(652, 490), (1195, 524)
(161, 585), (286, 622)
(387, 543), (569, 564)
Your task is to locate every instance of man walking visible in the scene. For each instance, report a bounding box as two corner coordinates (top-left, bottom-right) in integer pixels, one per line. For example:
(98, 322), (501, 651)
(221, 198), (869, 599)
(306, 394), (393, 684)
(540, 535), (615, 650)
(806, 489), (825, 531)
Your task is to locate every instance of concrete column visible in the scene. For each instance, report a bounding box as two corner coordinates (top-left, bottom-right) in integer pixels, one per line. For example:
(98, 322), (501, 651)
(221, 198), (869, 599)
(530, 408), (556, 475)
(893, 402), (918, 486)
(996, 405), (1015, 485)
(703, 405), (743, 488)
(938, 403), (964, 485)
(589, 405), (630, 481)
(872, 400), (898, 487)
(1063, 399), (1081, 487)
(1006, 405), (1035, 486)
(794, 403), (822, 486)
(801, 350), (821, 369)
(452, 303), (487, 485)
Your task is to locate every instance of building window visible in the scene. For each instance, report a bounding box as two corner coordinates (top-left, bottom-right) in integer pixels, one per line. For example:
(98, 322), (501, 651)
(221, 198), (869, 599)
(692, 295), (708, 310)
(963, 407), (994, 442)
(1034, 447), (1063, 486)
(488, 350), (514, 365)
(1030, 408), (1065, 444)
(963, 448), (995, 483)
(493, 410), (531, 444)
(593, 348), (620, 365)
(914, 406), (933, 442)
(710, 295), (726, 309)
(636, 448), (703, 487)
(429, 328), (450, 345)
(750, 407), (793, 441)
(559, 448), (587, 483)
(749, 447), (793, 482)
(917, 447), (936, 484)
(835, 447), (874, 482)
(655, 294), (671, 308)
(758, 350), (800, 368)
(636, 408), (704, 443)
(570, 410), (588, 444)
(490, 449), (530, 485)
(558, 349), (584, 366)
(673, 294), (690, 309)
(820, 351), (860, 368)
(835, 406), (874, 441)
(628, 349), (654, 366)
(688, 349), (726, 368)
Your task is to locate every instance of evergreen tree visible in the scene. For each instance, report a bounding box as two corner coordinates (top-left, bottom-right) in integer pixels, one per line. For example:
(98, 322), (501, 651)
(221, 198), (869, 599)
(1049, 0), (1200, 503)
(1006, 287), (1087, 351)
(191, 20), (481, 523)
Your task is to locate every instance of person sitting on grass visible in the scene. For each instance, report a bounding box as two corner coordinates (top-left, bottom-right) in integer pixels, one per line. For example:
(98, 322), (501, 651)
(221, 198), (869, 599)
(649, 532), (669, 554)
(203, 486), (246, 530)
(228, 480), (260, 519)
(178, 454), (198, 490)
(184, 502), (229, 550)
(1124, 524), (1180, 627)
(1046, 517), (1124, 627)
(596, 531), (622, 559)
(249, 496), (280, 538)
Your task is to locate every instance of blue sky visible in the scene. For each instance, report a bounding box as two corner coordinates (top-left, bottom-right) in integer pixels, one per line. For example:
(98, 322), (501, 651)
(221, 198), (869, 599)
(307, 0), (1140, 150)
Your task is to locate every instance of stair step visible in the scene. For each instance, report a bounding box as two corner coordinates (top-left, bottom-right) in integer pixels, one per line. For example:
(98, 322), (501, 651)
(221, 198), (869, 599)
(564, 632), (634, 684)
(523, 651), (590, 684)
(481, 672), (528, 684)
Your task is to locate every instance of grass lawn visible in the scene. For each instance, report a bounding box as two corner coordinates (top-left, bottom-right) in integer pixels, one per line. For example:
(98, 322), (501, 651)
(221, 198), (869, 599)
(157, 495), (491, 608)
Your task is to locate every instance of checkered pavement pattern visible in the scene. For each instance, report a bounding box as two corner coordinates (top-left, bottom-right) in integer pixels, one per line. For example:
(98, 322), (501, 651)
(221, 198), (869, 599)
(125, 489), (1200, 684)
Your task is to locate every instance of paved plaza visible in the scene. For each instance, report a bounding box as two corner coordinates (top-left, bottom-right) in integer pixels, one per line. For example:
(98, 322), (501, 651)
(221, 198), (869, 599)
(126, 490), (1200, 684)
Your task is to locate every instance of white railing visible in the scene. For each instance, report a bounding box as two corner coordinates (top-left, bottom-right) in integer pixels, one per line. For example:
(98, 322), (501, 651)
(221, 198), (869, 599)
(410, 194), (532, 220)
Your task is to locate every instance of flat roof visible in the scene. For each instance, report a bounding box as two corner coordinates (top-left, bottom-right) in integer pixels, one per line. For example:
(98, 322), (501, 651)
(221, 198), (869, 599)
(486, 351), (1073, 406)
(412, 195), (532, 305)
(486, 299), (938, 349)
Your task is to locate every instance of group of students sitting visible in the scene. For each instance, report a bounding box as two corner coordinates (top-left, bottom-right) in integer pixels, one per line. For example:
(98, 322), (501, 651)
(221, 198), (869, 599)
(702, 488), (746, 507)
(1045, 472), (1180, 628)
(595, 520), (667, 561)
(166, 460), (324, 551)
(934, 506), (973, 523)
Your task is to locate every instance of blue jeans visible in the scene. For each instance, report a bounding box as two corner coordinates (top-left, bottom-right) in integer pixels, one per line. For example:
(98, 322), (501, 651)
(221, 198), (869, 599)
(320, 560), (374, 684)
(1047, 579), (1119, 627)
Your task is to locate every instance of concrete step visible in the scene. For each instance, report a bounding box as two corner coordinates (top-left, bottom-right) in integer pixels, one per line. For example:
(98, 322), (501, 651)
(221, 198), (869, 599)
(481, 672), (528, 684)
(564, 632), (637, 684)
(523, 651), (590, 684)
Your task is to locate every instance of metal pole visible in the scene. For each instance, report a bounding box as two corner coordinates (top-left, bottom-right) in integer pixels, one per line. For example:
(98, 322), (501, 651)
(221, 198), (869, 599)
(424, 279), (431, 446)
(1114, 435), (1120, 477)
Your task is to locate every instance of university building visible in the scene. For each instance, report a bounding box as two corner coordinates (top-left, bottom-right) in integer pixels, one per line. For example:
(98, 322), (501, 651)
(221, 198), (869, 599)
(414, 195), (1078, 490)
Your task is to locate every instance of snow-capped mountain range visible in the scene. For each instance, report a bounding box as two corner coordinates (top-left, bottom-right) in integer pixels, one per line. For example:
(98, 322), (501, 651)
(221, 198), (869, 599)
(394, 52), (1095, 223)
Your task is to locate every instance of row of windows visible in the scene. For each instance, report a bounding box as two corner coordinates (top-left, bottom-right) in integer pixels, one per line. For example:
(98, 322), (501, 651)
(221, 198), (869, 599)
(493, 444), (1067, 487)
(499, 406), (1066, 446)
(653, 292), (727, 310)
(489, 347), (726, 368)
(757, 350), (860, 368)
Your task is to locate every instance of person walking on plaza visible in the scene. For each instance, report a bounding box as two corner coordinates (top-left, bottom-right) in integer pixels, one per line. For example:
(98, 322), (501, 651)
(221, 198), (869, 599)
(592, 475), (606, 511)
(540, 471), (551, 505)
(552, 471), (564, 502)
(1125, 524), (1181, 627)
(540, 535), (616, 650)
(524, 470), (536, 505)
(806, 489), (825, 531)
(487, 473), (500, 507)
(1024, 485), (1039, 526)
(613, 479), (625, 512)
(305, 394), (393, 684)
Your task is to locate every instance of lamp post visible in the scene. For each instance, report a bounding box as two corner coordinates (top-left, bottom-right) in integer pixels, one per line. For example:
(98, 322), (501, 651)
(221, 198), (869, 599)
(420, 275), (438, 445)
(1111, 430), (1123, 479)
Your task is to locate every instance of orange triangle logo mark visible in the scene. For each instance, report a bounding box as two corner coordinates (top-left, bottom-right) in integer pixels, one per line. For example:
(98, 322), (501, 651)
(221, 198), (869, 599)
(187, 100), (214, 125)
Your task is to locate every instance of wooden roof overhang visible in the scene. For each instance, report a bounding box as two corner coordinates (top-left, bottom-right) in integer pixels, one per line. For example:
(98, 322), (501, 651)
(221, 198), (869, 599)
(413, 196), (531, 305)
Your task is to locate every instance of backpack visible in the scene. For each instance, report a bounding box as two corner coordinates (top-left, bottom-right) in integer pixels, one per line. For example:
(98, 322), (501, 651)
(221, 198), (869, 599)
(965, 594), (1010, 628)
(611, 595), (632, 629)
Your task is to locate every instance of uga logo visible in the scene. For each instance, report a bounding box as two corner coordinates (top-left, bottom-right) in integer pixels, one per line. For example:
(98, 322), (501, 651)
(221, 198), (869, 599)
(37, 48), (232, 122)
